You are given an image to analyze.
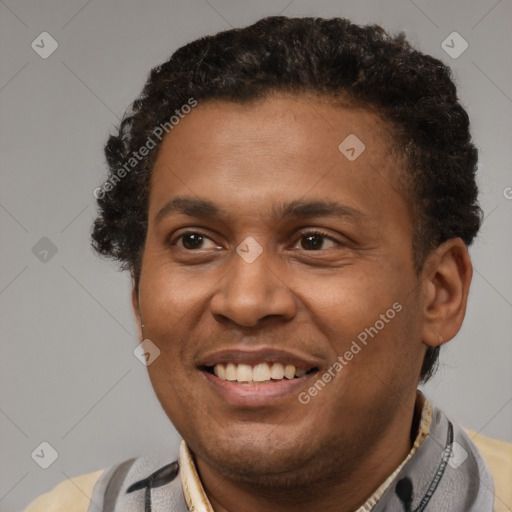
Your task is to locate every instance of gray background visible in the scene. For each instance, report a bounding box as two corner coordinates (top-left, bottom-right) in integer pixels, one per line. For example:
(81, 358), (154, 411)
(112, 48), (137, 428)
(1, 0), (511, 510)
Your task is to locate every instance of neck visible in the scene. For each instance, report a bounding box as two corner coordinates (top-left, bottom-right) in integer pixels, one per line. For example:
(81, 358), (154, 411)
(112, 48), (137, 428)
(194, 391), (421, 512)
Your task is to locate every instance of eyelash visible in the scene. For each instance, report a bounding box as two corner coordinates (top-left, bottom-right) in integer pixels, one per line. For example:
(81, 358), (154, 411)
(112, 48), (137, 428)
(171, 229), (341, 251)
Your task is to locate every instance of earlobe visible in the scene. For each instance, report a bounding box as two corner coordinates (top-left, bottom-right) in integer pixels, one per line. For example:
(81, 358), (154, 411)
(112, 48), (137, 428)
(131, 285), (144, 341)
(421, 238), (473, 348)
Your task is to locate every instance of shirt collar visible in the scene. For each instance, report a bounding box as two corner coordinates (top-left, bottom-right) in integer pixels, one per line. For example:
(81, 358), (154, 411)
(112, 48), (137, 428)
(354, 390), (432, 511)
(179, 439), (214, 512)
(179, 390), (433, 512)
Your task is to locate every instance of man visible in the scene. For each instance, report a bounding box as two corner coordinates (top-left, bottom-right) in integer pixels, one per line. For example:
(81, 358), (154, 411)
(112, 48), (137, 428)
(25, 16), (511, 512)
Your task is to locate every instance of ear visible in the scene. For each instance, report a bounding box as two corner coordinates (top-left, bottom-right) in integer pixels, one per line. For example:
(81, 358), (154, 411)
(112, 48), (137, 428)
(421, 238), (473, 347)
(131, 282), (143, 342)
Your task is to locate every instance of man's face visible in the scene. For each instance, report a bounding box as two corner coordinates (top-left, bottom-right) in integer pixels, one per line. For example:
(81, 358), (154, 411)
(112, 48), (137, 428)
(135, 94), (427, 485)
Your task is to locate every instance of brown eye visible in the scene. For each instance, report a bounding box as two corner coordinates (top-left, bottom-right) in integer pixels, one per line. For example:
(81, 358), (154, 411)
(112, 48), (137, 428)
(296, 231), (338, 251)
(175, 232), (218, 250)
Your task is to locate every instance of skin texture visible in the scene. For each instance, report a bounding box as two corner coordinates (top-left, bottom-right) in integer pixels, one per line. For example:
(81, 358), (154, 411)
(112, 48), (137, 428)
(132, 94), (472, 512)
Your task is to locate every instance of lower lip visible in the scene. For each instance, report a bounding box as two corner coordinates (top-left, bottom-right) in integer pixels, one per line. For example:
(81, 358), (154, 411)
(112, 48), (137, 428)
(201, 370), (316, 406)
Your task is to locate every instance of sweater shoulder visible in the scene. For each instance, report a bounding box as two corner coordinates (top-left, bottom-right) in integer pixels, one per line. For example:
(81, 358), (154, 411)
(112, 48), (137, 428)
(24, 468), (105, 512)
(466, 428), (512, 512)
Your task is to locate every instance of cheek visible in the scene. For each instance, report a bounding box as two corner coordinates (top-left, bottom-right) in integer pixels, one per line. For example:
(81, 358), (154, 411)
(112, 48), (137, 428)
(298, 268), (397, 339)
(136, 267), (203, 387)
(139, 257), (210, 333)
(302, 267), (420, 383)
(339, 299), (422, 396)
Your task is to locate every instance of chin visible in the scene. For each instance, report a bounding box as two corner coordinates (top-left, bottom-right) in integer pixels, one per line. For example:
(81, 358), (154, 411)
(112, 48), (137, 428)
(192, 425), (329, 483)
(205, 438), (348, 492)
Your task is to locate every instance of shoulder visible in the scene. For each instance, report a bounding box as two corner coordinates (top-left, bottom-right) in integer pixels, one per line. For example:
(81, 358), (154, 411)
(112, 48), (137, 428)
(23, 455), (183, 512)
(466, 428), (512, 512)
(23, 468), (105, 512)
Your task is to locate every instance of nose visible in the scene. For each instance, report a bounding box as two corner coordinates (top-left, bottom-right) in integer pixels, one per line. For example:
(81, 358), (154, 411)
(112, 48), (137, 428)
(210, 250), (297, 327)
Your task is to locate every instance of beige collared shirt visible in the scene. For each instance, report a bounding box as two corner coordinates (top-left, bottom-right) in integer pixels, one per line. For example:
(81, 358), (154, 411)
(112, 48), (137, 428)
(179, 392), (433, 512)
(24, 393), (512, 511)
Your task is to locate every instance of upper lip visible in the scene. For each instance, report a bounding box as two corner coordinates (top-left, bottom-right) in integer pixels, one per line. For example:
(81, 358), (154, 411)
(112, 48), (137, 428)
(197, 347), (321, 371)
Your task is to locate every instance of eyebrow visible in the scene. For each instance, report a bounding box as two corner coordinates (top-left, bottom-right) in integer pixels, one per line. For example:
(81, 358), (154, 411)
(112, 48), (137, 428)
(155, 196), (365, 223)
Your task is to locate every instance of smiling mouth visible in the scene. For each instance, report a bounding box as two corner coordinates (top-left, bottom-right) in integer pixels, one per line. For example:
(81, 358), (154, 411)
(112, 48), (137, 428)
(203, 362), (318, 385)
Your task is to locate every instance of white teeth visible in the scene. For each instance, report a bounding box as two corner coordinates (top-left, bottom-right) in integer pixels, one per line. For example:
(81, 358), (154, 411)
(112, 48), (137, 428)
(236, 364), (252, 382)
(225, 363), (237, 381)
(284, 364), (295, 379)
(253, 363), (271, 382)
(270, 362), (285, 379)
(295, 368), (307, 377)
(211, 362), (309, 383)
(214, 364), (226, 380)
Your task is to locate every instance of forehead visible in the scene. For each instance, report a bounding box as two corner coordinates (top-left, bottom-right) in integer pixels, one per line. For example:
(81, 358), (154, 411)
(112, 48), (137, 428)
(153, 94), (393, 164)
(148, 94), (410, 229)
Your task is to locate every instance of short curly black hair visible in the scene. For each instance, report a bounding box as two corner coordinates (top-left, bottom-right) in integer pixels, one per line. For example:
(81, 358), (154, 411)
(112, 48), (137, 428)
(92, 16), (482, 382)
